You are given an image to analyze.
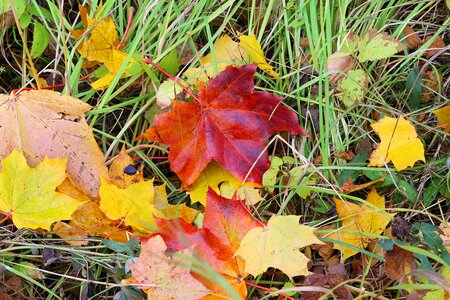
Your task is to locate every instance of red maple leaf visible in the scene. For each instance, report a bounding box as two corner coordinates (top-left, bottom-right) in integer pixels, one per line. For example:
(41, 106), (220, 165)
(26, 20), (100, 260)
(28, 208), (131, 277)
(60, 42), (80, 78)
(155, 189), (262, 297)
(140, 64), (307, 186)
(156, 188), (261, 276)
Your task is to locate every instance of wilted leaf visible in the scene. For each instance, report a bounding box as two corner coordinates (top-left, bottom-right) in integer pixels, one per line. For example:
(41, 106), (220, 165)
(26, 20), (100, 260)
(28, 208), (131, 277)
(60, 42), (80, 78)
(328, 51), (355, 83)
(357, 29), (405, 62)
(0, 149), (86, 230)
(340, 177), (384, 193)
(337, 69), (368, 106)
(236, 215), (323, 277)
(423, 35), (446, 58)
(384, 244), (417, 284)
(402, 26), (423, 50)
(52, 222), (89, 246)
(239, 34), (279, 78)
(329, 188), (394, 260)
(128, 235), (210, 300)
(422, 69), (442, 102)
(433, 106), (450, 133)
(140, 65), (307, 186)
(368, 116), (425, 171)
(70, 202), (130, 242)
(0, 90), (109, 198)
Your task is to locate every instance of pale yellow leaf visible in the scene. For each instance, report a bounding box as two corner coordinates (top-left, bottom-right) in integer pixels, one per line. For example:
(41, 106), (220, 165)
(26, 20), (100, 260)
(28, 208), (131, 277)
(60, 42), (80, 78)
(330, 188), (394, 260)
(236, 215), (323, 277)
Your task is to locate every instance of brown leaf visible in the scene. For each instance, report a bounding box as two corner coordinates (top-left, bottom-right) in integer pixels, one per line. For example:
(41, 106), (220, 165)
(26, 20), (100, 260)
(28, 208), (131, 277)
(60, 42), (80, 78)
(403, 26), (423, 50)
(0, 90), (109, 198)
(52, 222), (89, 246)
(423, 35), (445, 58)
(328, 52), (355, 84)
(340, 177), (384, 193)
(422, 69), (442, 102)
(384, 245), (417, 284)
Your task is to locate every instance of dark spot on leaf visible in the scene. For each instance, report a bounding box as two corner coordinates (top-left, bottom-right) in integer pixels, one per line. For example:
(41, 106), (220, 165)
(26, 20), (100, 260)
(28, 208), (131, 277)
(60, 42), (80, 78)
(124, 164), (138, 175)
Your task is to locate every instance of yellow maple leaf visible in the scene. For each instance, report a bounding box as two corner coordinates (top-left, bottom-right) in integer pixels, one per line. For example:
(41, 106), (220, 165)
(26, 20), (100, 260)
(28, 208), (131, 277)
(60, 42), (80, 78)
(72, 5), (135, 89)
(0, 149), (86, 230)
(184, 34), (245, 87)
(236, 215), (323, 277)
(99, 150), (198, 232)
(329, 188), (394, 260)
(187, 162), (263, 205)
(99, 176), (157, 232)
(239, 34), (279, 78)
(433, 106), (450, 133)
(369, 116), (425, 171)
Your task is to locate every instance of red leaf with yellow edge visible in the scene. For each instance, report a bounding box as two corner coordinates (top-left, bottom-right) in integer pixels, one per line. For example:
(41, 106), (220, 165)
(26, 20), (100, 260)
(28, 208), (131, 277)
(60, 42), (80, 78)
(140, 65), (307, 186)
(156, 188), (262, 298)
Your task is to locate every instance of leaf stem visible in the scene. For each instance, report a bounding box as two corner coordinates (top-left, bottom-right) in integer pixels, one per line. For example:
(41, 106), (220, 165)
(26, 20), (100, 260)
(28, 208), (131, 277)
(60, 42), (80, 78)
(116, 7), (135, 50)
(142, 57), (199, 101)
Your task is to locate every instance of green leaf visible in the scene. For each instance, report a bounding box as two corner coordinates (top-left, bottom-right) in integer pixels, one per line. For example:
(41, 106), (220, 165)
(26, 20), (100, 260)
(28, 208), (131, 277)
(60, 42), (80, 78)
(406, 67), (422, 109)
(357, 29), (405, 62)
(19, 10), (31, 28)
(159, 49), (180, 75)
(337, 69), (368, 106)
(30, 21), (50, 59)
(0, 0), (26, 17)
(262, 156), (283, 193)
(288, 167), (319, 199)
(340, 33), (359, 54)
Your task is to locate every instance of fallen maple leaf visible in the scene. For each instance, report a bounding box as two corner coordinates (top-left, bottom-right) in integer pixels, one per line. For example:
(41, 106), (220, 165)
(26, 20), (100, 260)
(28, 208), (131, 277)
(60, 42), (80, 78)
(72, 5), (138, 89)
(0, 149), (86, 230)
(329, 188), (394, 260)
(156, 189), (261, 298)
(0, 90), (109, 198)
(239, 34), (279, 78)
(187, 162), (263, 205)
(100, 150), (198, 233)
(128, 235), (210, 300)
(140, 65), (307, 186)
(368, 116), (425, 171)
(99, 176), (157, 232)
(433, 106), (450, 133)
(184, 34), (245, 87)
(384, 244), (417, 284)
(236, 215), (323, 278)
(52, 221), (89, 246)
